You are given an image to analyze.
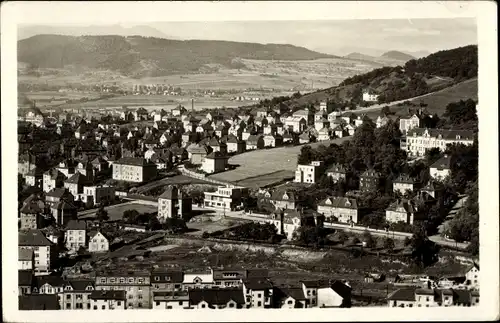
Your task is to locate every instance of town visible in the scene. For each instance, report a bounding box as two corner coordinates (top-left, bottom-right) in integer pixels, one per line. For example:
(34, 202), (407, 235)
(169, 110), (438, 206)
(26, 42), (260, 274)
(17, 85), (480, 310)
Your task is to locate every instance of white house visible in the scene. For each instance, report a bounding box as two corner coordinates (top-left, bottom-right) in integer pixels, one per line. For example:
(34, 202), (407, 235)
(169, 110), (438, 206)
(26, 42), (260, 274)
(88, 231), (110, 253)
(430, 155), (452, 180)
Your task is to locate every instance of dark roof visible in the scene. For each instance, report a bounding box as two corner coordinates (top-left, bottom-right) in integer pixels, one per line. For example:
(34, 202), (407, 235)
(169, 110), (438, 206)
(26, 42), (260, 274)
(453, 289), (471, 304)
(300, 280), (330, 289)
(151, 270), (184, 283)
(361, 169), (380, 178)
(44, 168), (65, 180)
(159, 186), (179, 200)
(19, 294), (60, 310)
(89, 290), (126, 301)
(205, 151), (227, 159)
(18, 270), (34, 286)
(386, 199), (416, 213)
(52, 200), (76, 211)
(212, 269), (247, 281)
(326, 164), (347, 174)
(35, 274), (66, 288)
(243, 278), (273, 290)
(46, 188), (71, 199)
(18, 248), (34, 261)
(246, 268), (269, 279)
(65, 172), (90, 185)
(387, 288), (416, 301)
(67, 280), (95, 291)
(275, 287), (307, 301)
(266, 190), (296, 202)
(65, 220), (87, 231)
(115, 157), (154, 167)
(18, 230), (53, 246)
(407, 128), (475, 141)
(186, 143), (209, 154)
(430, 155), (452, 170)
(394, 174), (415, 184)
(415, 288), (435, 295)
(20, 201), (44, 214)
(317, 196), (358, 209)
(26, 167), (44, 176)
(188, 288), (245, 306)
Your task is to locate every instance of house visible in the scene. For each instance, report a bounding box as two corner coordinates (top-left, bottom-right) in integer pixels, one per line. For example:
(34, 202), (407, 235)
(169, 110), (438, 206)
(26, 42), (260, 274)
(295, 161), (324, 184)
(45, 187), (74, 207)
(403, 128), (474, 157)
(362, 90), (379, 102)
(332, 125), (345, 138)
(259, 189), (298, 210)
(314, 118), (330, 132)
(49, 199), (77, 226)
(43, 169), (66, 193)
(65, 220), (87, 252)
(226, 135), (245, 154)
(20, 198), (45, 230)
(188, 288), (245, 309)
(282, 132), (295, 144)
(88, 231), (110, 253)
(359, 169), (381, 191)
(376, 115), (391, 128)
(18, 230), (57, 274)
(345, 124), (356, 136)
(430, 155), (452, 180)
(242, 279), (274, 308)
(64, 172), (91, 197)
(89, 290), (126, 310)
(25, 167), (44, 188)
(212, 268), (248, 288)
(263, 134), (283, 148)
(172, 105), (187, 117)
(182, 271), (214, 290)
(59, 279), (95, 310)
(95, 270), (151, 309)
(81, 185), (115, 207)
(19, 270), (34, 295)
(201, 152), (228, 174)
(284, 116), (307, 133)
(245, 135), (265, 150)
(292, 109), (314, 125)
(19, 249), (34, 270)
(298, 132), (313, 144)
(393, 174), (416, 194)
(263, 123), (277, 135)
(112, 157), (157, 183)
(151, 269), (184, 292)
(464, 263), (479, 290)
(317, 197), (358, 224)
(186, 143), (210, 165)
(354, 115), (366, 127)
(385, 199), (418, 224)
(317, 127), (332, 141)
(152, 291), (190, 309)
(208, 137), (227, 154)
(387, 288), (480, 307)
(400, 114), (421, 134)
(133, 107), (149, 121)
(157, 186), (192, 222)
(19, 294), (60, 310)
(326, 164), (347, 183)
(203, 186), (249, 211)
(91, 156), (109, 172)
(301, 280), (352, 308)
(273, 287), (307, 308)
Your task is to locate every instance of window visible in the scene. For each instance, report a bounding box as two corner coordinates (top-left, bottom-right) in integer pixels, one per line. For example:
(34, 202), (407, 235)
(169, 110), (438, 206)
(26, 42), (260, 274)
(66, 294), (71, 300)
(93, 306), (97, 310)
(102, 305), (106, 310)
(287, 300), (293, 304)
(201, 304), (206, 308)
(228, 303), (235, 308)
(138, 303), (143, 308)
(117, 301), (121, 306)
(66, 303), (71, 309)
(257, 301), (262, 306)
(156, 301), (160, 306)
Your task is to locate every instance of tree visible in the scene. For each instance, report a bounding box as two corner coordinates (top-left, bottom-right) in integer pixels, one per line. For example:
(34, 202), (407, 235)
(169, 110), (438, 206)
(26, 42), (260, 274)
(381, 106), (392, 116)
(466, 228), (479, 256)
(96, 205), (109, 222)
(336, 230), (349, 245)
(163, 217), (188, 234)
(362, 230), (376, 248)
(297, 145), (315, 165)
(425, 148), (442, 167)
(123, 209), (140, 223)
(409, 224), (440, 267)
(383, 237), (395, 252)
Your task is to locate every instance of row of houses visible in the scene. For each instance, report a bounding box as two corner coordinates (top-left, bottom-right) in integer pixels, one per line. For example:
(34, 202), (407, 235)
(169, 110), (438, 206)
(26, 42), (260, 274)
(18, 267), (352, 310)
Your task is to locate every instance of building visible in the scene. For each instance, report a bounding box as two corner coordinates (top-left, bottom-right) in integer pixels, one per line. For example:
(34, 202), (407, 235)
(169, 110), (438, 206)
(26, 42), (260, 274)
(393, 174), (416, 194)
(157, 186), (192, 222)
(208, 137), (227, 154)
(359, 169), (381, 191)
(89, 290), (126, 310)
(18, 230), (57, 275)
(151, 269), (184, 292)
(49, 199), (77, 227)
(20, 199), (45, 230)
(64, 172), (91, 197)
(88, 231), (110, 253)
(325, 164), (347, 183)
(203, 186), (249, 211)
(259, 189), (297, 210)
(188, 288), (245, 309)
(362, 90), (379, 102)
(300, 280), (352, 308)
(95, 270), (151, 309)
(152, 291), (190, 309)
(403, 128), (474, 157)
(64, 220), (87, 252)
(317, 197), (358, 224)
(245, 135), (265, 150)
(430, 155), (452, 180)
(19, 294), (60, 310)
(25, 167), (44, 188)
(45, 188), (74, 208)
(112, 157), (157, 183)
(385, 199), (418, 225)
(43, 169), (66, 193)
(200, 152), (228, 174)
(387, 288), (480, 307)
(19, 248), (34, 270)
(182, 271), (214, 290)
(399, 114), (421, 134)
(59, 280), (95, 310)
(464, 263), (479, 290)
(294, 161), (324, 184)
(186, 143), (210, 164)
(242, 279), (274, 308)
(212, 268), (247, 288)
(19, 270), (34, 295)
(81, 185), (115, 206)
(263, 134), (283, 148)
(273, 287), (307, 308)
(226, 135), (245, 154)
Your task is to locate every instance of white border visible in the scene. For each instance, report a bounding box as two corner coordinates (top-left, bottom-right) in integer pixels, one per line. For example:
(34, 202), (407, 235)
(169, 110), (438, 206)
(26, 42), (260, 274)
(2, 1), (498, 322)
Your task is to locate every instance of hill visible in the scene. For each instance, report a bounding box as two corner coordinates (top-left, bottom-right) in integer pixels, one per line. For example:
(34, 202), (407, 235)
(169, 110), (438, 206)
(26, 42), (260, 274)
(280, 45), (477, 109)
(17, 35), (336, 77)
(344, 52), (376, 61)
(381, 50), (415, 61)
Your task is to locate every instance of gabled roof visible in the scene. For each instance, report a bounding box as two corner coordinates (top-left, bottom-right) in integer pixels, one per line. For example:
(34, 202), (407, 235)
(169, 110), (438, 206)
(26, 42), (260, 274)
(151, 270), (184, 283)
(43, 169), (66, 180)
(19, 230), (53, 246)
(35, 274), (67, 288)
(394, 174), (415, 184)
(318, 196), (358, 209)
(330, 280), (352, 299)
(387, 288), (416, 301)
(186, 143), (209, 154)
(300, 280), (330, 289)
(115, 157), (155, 167)
(205, 151), (227, 159)
(386, 199), (416, 213)
(65, 172), (90, 185)
(20, 200), (44, 214)
(361, 169), (380, 178)
(326, 163), (346, 174)
(65, 220), (86, 231)
(52, 200), (76, 211)
(430, 155), (452, 170)
(159, 186), (179, 200)
(90, 290), (126, 301)
(67, 280), (95, 291)
(243, 278), (273, 290)
(46, 188), (71, 199)
(407, 128), (475, 141)
(275, 287), (307, 302)
(268, 190), (296, 202)
(188, 288), (245, 306)
(19, 295), (60, 310)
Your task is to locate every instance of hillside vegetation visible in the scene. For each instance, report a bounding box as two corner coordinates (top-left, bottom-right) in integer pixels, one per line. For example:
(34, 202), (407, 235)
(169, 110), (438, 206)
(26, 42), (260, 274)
(18, 35), (336, 77)
(283, 45), (477, 108)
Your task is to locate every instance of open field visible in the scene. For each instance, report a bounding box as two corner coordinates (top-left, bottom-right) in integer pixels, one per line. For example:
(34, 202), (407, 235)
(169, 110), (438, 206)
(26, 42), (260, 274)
(78, 202), (158, 221)
(209, 138), (349, 186)
(135, 175), (215, 195)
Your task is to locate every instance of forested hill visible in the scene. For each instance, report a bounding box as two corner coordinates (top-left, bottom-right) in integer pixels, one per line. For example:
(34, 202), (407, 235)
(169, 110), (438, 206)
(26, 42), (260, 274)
(282, 45), (477, 108)
(17, 34), (336, 77)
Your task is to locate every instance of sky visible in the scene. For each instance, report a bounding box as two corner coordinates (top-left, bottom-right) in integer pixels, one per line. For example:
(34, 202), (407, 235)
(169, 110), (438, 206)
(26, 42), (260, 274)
(18, 18), (477, 57)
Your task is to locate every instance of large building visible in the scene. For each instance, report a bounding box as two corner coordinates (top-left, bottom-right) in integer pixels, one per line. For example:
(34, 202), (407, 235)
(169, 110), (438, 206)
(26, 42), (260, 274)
(18, 230), (57, 275)
(203, 186), (249, 211)
(157, 186), (192, 222)
(95, 270), (151, 309)
(387, 288), (479, 308)
(294, 161), (324, 184)
(316, 197), (359, 224)
(402, 128), (475, 157)
(112, 157), (157, 183)
(64, 220), (87, 252)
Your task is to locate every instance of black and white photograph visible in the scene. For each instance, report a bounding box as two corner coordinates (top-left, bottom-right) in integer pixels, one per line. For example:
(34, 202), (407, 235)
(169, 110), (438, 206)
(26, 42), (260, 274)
(2, 1), (498, 322)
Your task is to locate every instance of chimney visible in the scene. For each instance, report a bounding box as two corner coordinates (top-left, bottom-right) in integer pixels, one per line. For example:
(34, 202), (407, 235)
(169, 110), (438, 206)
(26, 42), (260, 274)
(191, 99), (194, 111)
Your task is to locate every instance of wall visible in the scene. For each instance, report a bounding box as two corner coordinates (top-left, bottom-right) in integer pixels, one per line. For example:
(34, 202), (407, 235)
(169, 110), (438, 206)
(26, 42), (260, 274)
(317, 288), (343, 307)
